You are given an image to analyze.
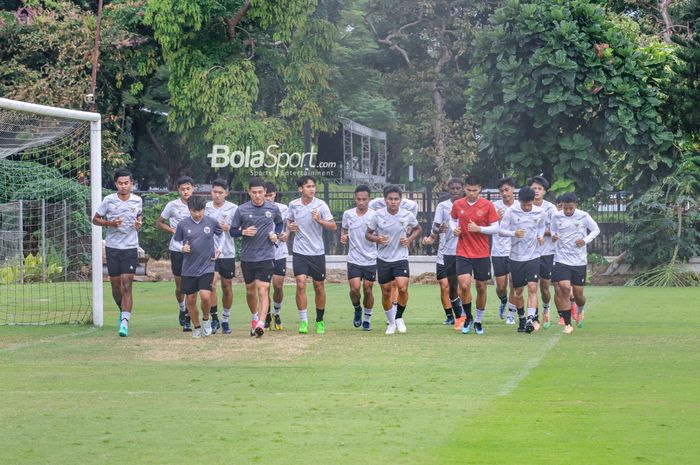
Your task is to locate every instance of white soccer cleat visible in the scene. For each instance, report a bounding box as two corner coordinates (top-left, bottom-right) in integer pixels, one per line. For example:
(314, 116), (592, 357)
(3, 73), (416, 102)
(203, 320), (212, 337)
(385, 323), (397, 335)
(192, 328), (202, 339)
(395, 318), (407, 333)
(505, 315), (515, 325)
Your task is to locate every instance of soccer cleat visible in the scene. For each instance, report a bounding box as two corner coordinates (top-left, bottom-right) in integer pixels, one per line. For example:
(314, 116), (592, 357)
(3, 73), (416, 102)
(299, 320), (308, 334)
(178, 309), (187, 327)
(506, 315), (516, 325)
(264, 312), (272, 329)
(498, 302), (507, 320)
(454, 316), (466, 331)
(255, 323), (265, 338)
(563, 324), (574, 334)
(211, 318), (221, 334)
(558, 316), (565, 326)
(353, 309), (362, 328)
(543, 321), (551, 329)
(362, 321), (371, 331)
(525, 316), (535, 334)
(249, 319), (257, 337)
(461, 321), (472, 334)
(543, 311), (551, 329)
(444, 314), (455, 325)
(192, 328), (202, 339)
(221, 322), (231, 334)
(571, 303), (578, 321)
(395, 318), (407, 333)
(203, 320), (212, 337)
(577, 309), (585, 328)
(118, 321), (128, 337)
(517, 318), (527, 333)
(385, 323), (396, 335)
(474, 322), (484, 335)
(182, 314), (192, 332)
(274, 314), (283, 331)
(316, 321), (325, 334)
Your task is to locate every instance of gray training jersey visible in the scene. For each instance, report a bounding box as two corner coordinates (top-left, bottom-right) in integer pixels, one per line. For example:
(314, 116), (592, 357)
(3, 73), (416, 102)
(536, 200), (557, 257)
(341, 208), (377, 266)
(96, 193), (142, 249)
(205, 201), (238, 259)
(367, 208), (419, 262)
(173, 216), (222, 277)
(230, 200), (283, 262)
(288, 197), (333, 256)
(161, 198), (190, 252)
(491, 199), (515, 257)
(550, 209), (600, 267)
(274, 202), (290, 260)
(499, 203), (546, 262)
(369, 197), (418, 217)
(433, 199), (457, 265)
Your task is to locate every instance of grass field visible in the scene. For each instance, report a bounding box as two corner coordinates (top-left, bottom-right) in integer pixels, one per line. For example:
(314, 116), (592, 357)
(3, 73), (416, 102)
(1, 283), (699, 465)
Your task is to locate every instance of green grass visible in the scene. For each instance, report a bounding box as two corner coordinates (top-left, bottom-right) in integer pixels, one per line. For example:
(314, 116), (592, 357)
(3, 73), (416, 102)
(1, 284), (698, 464)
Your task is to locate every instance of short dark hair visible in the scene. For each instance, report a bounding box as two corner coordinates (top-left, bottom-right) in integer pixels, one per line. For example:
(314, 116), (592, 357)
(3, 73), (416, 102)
(383, 184), (402, 198)
(559, 192), (577, 204)
(211, 178), (228, 190)
(264, 181), (277, 194)
(355, 184), (371, 196)
(113, 168), (132, 182)
(248, 177), (265, 189)
(188, 195), (206, 211)
(447, 177), (463, 187)
(176, 176), (194, 188)
(297, 175), (316, 187)
(518, 186), (536, 202)
(497, 176), (516, 189)
(464, 175), (480, 186)
(527, 175), (549, 190)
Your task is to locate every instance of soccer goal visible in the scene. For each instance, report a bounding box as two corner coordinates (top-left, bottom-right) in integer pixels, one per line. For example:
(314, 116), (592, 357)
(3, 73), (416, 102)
(0, 98), (103, 326)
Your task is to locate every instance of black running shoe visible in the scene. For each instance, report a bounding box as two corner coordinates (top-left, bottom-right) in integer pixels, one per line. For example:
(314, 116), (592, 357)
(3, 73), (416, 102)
(178, 309), (187, 327)
(525, 316), (535, 334)
(183, 313), (192, 332)
(264, 312), (272, 329)
(517, 317), (527, 333)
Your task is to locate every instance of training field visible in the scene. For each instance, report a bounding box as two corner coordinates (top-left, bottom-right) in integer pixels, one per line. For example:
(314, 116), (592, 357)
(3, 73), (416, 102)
(1, 283), (698, 464)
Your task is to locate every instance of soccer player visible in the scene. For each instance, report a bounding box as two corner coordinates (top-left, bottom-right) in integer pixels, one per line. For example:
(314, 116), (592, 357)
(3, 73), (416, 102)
(230, 177), (283, 337)
(205, 179), (238, 334)
(287, 175), (336, 334)
(422, 178), (465, 326)
(156, 176), (194, 331)
(492, 177), (518, 325)
(498, 186), (547, 333)
(340, 185), (377, 331)
(264, 181), (289, 331)
(450, 175), (500, 335)
(366, 185), (421, 334)
(173, 195), (223, 338)
(93, 168), (143, 337)
(527, 176), (557, 327)
(550, 192), (600, 333)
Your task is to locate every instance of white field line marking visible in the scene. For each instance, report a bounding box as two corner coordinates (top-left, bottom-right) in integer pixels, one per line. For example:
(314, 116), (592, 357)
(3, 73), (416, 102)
(497, 332), (562, 397)
(0, 326), (98, 353)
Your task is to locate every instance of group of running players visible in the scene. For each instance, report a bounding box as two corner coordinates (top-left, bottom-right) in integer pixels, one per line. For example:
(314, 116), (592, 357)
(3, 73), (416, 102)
(94, 169), (600, 339)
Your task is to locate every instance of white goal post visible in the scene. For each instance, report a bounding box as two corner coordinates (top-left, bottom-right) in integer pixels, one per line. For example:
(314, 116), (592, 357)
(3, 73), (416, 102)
(0, 97), (103, 327)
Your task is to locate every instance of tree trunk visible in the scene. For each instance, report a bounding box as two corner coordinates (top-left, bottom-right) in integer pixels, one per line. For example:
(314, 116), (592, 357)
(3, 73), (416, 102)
(659, 0), (675, 43)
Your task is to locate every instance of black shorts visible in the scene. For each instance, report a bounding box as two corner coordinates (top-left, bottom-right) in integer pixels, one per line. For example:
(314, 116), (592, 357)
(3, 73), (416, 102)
(456, 256), (492, 282)
(539, 254), (554, 280)
(292, 254), (326, 281)
(241, 260), (274, 284)
(492, 256), (510, 278)
(214, 258), (236, 279)
(377, 259), (409, 285)
(443, 254), (457, 277)
(170, 251), (184, 277)
(510, 259), (540, 289)
(552, 263), (587, 286)
(273, 258), (287, 277)
(181, 273), (214, 294)
(436, 262), (447, 280)
(106, 247), (138, 277)
(348, 262), (376, 281)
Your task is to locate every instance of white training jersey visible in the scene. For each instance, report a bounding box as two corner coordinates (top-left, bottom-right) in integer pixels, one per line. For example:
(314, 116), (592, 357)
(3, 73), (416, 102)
(550, 209), (600, 267)
(288, 197), (333, 256)
(205, 200), (238, 259)
(536, 199), (557, 257)
(160, 198), (191, 252)
(499, 203), (547, 262)
(341, 208), (377, 266)
(369, 197), (419, 217)
(491, 198), (515, 257)
(274, 202), (290, 260)
(433, 199), (458, 265)
(367, 208), (418, 262)
(96, 193), (143, 249)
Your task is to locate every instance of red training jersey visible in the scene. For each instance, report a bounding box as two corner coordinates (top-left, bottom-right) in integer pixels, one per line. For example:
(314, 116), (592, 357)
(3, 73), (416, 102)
(450, 197), (499, 258)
